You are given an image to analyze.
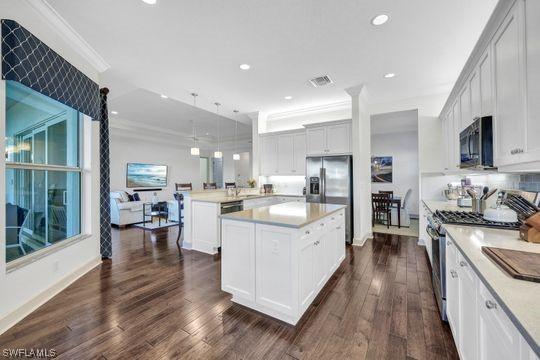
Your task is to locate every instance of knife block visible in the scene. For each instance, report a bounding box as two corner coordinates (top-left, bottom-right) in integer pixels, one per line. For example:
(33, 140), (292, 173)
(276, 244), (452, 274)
(519, 224), (540, 243)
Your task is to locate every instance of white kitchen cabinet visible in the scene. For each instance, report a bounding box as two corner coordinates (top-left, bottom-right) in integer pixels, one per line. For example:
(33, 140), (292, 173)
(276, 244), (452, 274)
(221, 208), (346, 325)
(293, 132), (306, 174)
(457, 252), (478, 360)
(278, 134), (295, 174)
(493, 1), (526, 167)
(221, 220), (256, 301)
(445, 233), (538, 360)
(446, 238), (460, 340)
(261, 135), (279, 175)
(478, 48), (493, 117)
(306, 127), (326, 155)
(326, 123), (351, 154)
(460, 83), (473, 130)
(470, 70), (481, 120)
(478, 281), (520, 360)
(260, 130), (306, 175)
(255, 224), (295, 316)
(299, 228), (316, 312)
(522, 0), (540, 165)
(305, 120), (352, 156)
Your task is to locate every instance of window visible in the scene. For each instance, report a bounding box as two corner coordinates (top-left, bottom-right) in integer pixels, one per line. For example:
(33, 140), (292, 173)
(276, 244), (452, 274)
(5, 81), (81, 263)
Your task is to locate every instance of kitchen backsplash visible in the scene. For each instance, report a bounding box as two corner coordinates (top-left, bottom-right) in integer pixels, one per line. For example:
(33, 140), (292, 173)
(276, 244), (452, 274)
(518, 173), (540, 192)
(259, 175), (305, 195)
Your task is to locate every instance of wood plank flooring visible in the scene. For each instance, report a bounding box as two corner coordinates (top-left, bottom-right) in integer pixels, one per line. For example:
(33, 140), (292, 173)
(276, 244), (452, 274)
(0, 227), (459, 359)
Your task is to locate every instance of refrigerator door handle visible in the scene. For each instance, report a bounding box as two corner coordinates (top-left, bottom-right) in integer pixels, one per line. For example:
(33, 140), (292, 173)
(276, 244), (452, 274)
(320, 167), (326, 203)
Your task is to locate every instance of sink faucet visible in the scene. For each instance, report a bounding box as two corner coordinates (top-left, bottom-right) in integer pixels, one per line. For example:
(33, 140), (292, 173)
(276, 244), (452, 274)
(235, 187), (241, 197)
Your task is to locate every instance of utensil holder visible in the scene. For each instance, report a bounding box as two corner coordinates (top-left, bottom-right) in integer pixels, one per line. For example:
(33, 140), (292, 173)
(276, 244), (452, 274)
(472, 199), (486, 213)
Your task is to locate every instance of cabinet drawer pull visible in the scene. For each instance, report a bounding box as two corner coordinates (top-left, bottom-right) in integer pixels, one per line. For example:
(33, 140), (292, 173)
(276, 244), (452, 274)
(485, 300), (497, 309)
(336, 226), (341, 230)
(331, 217), (335, 220)
(459, 261), (467, 267)
(447, 241), (452, 246)
(320, 223), (325, 226)
(450, 270), (458, 278)
(305, 230), (310, 235)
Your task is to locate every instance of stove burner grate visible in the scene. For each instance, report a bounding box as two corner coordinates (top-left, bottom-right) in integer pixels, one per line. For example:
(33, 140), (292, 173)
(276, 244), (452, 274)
(434, 210), (521, 230)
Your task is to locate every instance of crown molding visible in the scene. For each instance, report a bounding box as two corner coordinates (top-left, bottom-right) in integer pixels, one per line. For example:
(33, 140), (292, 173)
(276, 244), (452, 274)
(267, 101), (351, 121)
(24, 0), (110, 73)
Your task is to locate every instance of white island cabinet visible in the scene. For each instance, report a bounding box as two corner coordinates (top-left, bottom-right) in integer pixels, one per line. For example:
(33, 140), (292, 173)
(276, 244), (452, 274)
(221, 202), (346, 325)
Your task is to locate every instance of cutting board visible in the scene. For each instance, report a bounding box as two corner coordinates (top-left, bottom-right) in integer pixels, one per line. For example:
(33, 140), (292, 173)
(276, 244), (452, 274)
(482, 247), (540, 283)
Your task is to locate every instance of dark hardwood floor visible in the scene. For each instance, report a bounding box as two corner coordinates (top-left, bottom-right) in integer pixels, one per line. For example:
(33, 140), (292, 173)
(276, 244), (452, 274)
(0, 227), (458, 359)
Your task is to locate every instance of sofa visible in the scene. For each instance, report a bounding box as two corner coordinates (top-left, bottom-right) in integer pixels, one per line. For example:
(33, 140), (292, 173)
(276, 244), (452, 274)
(110, 191), (144, 227)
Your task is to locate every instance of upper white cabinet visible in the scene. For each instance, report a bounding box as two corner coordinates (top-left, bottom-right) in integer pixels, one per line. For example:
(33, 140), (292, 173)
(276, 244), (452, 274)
(493, 1), (526, 167)
(260, 135), (279, 175)
(460, 83), (473, 130)
(440, 0), (540, 171)
(523, 0), (540, 164)
(478, 49), (493, 117)
(260, 130), (306, 175)
(305, 120), (352, 156)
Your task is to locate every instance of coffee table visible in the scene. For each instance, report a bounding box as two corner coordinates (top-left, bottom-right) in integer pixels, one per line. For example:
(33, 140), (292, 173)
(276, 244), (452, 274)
(142, 202), (169, 228)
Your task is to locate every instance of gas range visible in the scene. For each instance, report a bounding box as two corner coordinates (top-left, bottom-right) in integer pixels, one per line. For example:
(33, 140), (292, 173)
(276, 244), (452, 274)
(431, 210), (521, 234)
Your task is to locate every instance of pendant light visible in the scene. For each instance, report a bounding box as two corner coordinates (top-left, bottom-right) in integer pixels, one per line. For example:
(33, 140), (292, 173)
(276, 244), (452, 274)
(233, 110), (240, 160)
(214, 102), (222, 158)
(190, 93), (200, 156)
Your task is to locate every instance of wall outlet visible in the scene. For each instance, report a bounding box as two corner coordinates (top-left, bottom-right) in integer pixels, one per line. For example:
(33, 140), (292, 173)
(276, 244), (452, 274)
(272, 240), (279, 254)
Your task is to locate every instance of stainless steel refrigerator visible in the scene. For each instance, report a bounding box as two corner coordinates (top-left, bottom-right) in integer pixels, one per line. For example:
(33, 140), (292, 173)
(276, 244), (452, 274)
(306, 155), (353, 243)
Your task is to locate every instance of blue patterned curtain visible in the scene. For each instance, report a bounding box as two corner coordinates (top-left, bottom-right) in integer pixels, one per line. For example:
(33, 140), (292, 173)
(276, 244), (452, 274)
(1, 19), (100, 119)
(99, 88), (112, 259)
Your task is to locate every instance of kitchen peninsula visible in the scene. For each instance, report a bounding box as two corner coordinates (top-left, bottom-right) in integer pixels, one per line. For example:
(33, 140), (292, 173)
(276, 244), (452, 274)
(220, 202), (346, 325)
(182, 190), (305, 254)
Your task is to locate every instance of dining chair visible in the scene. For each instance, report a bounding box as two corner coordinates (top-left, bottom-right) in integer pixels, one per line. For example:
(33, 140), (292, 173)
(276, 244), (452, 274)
(6, 203), (29, 256)
(203, 182), (217, 190)
(173, 193), (184, 250)
(372, 193), (392, 229)
(224, 182), (236, 189)
(379, 190), (394, 199)
(175, 183), (192, 191)
(391, 188), (412, 227)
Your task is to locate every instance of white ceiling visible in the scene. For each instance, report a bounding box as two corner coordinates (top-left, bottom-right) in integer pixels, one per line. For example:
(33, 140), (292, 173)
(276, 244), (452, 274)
(109, 88), (251, 141)
(48, 0), (498, 118)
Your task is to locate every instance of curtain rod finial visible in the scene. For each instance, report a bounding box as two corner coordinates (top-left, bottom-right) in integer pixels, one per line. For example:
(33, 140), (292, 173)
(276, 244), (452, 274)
(100, 87), (110, 95)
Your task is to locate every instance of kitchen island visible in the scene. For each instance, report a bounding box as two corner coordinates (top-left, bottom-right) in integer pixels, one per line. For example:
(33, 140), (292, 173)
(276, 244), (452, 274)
(181, 190), (305, 254)
(220, 202), (347, 325)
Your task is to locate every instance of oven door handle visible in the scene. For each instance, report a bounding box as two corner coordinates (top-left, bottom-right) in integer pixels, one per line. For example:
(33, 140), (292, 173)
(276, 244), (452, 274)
(426, 226), (440, 240)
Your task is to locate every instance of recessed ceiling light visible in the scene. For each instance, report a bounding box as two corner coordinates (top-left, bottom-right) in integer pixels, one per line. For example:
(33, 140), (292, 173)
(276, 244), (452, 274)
(160, 94), (168, 99)
(384, 73), (396, 78)
(141, 0), (157, 4)
(284, 96), (292, 100)
(239, 64), (250, 70)
(371, 14), (389, 26)
(111, 111), (118, 115)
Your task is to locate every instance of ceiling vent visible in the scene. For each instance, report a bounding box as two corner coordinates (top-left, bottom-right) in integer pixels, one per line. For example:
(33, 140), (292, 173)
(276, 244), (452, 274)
(308, 75), (334, 87)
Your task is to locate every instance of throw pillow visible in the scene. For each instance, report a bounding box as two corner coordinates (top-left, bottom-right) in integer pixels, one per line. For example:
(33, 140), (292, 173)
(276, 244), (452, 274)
(133, 193), (141, 201)
(127, 194), (134, 201)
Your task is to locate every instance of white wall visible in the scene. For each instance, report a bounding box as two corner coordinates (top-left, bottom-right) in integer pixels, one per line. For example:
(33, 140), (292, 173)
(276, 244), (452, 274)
(371, 130), (420, 216)
(110, 132), (201, 200)
(0, 1), (102, 334)
(110, 133), (252, 200)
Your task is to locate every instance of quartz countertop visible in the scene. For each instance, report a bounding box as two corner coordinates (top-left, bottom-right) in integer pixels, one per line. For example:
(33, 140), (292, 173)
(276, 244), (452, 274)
(422, 199), (473, 213)
(187, 193), (304, 204)
(220, 202), (346, 228)
(444, 225), (540, 355)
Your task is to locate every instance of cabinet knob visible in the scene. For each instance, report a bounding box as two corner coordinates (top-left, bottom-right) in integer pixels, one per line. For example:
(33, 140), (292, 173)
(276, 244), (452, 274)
(336, 226), (341, 230)
(305, 230), (310, 235)
(459, 261), (467, 267)
(450, 270), (458, 278)
(447, 241), (452, 246)
(485, 300), (497, 309)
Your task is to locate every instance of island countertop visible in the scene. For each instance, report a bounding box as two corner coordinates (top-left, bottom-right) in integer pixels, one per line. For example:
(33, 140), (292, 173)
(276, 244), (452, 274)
(220, 202), (346, 228)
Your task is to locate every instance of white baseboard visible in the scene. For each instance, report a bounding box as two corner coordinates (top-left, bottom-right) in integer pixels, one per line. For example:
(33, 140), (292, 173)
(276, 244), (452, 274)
(0, 256), (102, 335)
(352, 232), (373, 247)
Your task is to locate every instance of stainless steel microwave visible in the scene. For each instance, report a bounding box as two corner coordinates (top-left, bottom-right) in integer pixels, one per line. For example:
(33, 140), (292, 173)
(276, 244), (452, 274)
(459, 116), (494, 169)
